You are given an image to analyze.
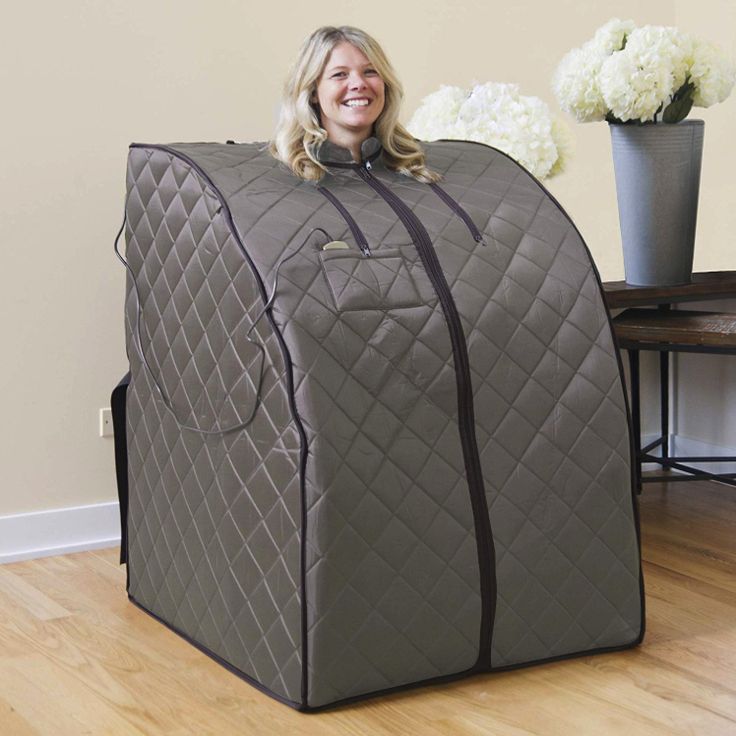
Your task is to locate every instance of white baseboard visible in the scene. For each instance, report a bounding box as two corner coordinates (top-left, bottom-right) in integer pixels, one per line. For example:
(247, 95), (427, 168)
(671, 434), (736, 475)
(0, 501), (121, 565)
(641, 433), (736, 475)
(2, 432), (733, 566)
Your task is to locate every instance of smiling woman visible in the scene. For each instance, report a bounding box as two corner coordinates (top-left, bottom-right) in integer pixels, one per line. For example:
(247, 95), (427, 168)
(269, 25), (440, 181)
(313, 42), (386, 161)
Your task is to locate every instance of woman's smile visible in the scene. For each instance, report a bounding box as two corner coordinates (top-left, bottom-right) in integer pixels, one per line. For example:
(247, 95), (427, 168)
(343, 97), (371, 107)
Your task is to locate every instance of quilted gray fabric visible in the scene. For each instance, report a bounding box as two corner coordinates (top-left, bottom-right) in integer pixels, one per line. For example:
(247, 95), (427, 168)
(121, 139), (642, 710)
(391, 147), (641, 666)
(124, 149), (303, 702)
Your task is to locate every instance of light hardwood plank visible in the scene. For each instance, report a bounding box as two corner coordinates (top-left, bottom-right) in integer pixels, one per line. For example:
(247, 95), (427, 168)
(0, 655), (151, 736)
(0, 567), (70, 621)
(0, 695), (39, 736)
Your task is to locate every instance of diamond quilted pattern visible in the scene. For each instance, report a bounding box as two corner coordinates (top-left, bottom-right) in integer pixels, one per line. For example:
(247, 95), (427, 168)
(170, 147), (487, 707)
(418, 143), (641, 665)
(122, 139), (642, 710)
(320, 248), (422, 311)
(125, 147), (303, 702)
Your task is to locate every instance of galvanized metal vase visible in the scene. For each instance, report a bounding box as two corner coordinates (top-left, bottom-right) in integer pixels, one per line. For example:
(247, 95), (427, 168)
(610, 120), (704, 286)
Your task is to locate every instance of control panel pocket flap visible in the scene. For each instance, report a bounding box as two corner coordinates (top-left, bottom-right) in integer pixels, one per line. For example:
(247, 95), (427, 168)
(320, 248), (422, 311)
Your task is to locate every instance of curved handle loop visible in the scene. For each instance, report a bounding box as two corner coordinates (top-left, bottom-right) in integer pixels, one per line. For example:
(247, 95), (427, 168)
(114, 209), (330, 435)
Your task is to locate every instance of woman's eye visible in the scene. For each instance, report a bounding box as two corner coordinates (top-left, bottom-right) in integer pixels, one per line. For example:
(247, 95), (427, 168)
(331, 72), (347, 78)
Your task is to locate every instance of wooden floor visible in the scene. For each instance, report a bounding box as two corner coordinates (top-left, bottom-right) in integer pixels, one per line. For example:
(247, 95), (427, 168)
(1, 479), (735, 735)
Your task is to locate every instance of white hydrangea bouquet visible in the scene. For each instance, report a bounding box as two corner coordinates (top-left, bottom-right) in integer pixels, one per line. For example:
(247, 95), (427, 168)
(407, 82), (572, 179)
(552, 19), (735, 124)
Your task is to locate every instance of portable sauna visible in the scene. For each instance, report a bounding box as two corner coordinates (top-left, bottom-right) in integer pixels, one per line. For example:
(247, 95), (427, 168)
(112, 138), (644, 710)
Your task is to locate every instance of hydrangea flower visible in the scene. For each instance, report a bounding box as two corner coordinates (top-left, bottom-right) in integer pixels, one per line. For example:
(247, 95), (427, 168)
(551, 18), (635, 122)
(552, 46), (608, 122)
(404, 85), (467, 142)
(553, 19), (735, 124)
(548, 118), (574, 178)
(690, 38), (736, 106)
(407, 82), (570, 179)
(588, 17), (636, 56)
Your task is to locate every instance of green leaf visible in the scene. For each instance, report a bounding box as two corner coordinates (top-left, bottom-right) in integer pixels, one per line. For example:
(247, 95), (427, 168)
(606, 112), (627, 125)
(663, 81), (695, 124)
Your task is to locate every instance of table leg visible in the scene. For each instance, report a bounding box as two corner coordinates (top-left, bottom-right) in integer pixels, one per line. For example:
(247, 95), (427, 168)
(660, 350), (669, 460)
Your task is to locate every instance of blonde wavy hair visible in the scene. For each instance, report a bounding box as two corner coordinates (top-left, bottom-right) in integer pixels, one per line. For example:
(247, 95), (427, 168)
(269, 26), (440, 183)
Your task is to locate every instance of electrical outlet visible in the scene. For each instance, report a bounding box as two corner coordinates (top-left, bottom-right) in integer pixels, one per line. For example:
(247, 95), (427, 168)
(99, 408), (113, 437)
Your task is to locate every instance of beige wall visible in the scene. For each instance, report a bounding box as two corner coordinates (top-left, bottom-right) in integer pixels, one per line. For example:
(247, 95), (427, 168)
(1, 0), (733, 516)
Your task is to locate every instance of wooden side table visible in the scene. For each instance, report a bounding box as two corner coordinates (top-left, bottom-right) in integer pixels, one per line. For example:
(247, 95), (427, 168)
(602, 271), (736, 490)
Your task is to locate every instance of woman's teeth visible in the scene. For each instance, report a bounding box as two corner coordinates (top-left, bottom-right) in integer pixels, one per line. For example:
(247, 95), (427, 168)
(344, 99), (369, 107)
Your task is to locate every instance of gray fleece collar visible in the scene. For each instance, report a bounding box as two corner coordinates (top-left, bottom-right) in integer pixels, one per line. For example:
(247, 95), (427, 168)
(311, 136), (382, 165)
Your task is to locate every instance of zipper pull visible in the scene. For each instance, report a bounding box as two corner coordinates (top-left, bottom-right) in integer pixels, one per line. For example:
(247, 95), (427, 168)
(365, 159), (372, 171)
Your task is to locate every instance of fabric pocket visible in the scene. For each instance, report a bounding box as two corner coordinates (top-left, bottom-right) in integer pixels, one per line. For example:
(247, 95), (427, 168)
(320, 248), (423, 311)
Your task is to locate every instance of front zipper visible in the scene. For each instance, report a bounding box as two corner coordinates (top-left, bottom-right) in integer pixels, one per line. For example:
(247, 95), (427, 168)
(317, 185), (372, 256)
(357, 159), (496, 669)
(429, 183), (486, 245)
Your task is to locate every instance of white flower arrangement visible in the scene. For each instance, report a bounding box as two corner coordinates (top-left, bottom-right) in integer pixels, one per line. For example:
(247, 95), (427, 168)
(553, 19), (735, 124)
(407, 82), (571, 179)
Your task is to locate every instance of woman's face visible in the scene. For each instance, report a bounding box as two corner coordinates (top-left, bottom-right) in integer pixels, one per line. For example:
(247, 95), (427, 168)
(314, 42), (386, 144)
